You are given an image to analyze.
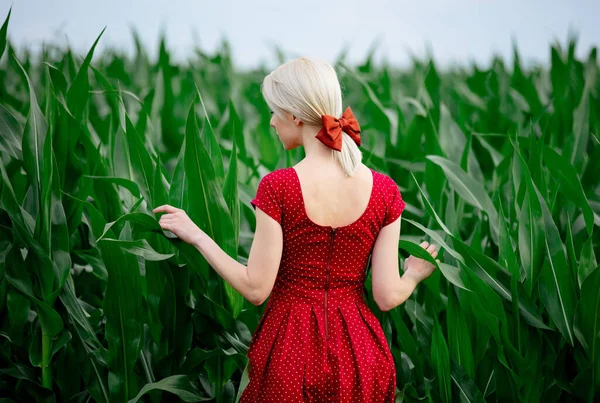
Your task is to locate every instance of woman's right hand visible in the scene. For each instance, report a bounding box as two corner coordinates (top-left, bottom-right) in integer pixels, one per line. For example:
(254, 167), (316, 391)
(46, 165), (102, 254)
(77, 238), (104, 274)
(403, 241), (439, 283)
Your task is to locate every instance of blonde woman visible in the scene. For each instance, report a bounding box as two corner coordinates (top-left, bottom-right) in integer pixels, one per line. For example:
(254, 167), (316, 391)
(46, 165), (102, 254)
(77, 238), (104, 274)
(155, 56), (438, 402)
(243, 57), (439, 402)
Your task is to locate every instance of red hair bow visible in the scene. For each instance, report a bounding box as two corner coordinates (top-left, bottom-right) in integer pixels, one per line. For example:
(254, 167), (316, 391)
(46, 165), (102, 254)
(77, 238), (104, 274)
(315, 106), (361, 152)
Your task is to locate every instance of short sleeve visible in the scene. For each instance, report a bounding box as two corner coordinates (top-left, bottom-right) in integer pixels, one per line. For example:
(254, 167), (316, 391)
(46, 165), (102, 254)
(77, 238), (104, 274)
(382, 180), (406, 227)
(251, 174), (283, 225)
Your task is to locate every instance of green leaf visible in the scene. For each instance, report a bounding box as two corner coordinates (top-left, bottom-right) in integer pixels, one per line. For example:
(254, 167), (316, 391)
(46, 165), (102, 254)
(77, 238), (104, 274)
(4, 244), (63, 338)
(196, 85), (225, 183)
(46, 146), (72, 302)
(437, 262), (471, 292)
(222, 136), (243, 318)
(426, 155), (499, 244)
(158, 264), (193, 371)
(578, 234), (597, 287)
(66, 27), (105, 121)
(221, 100), (248, 163)
(542, 146), (594, 236)
(0, 154), (28, 232)
(534, 185), (577, 346)
(439, 104), (483, 185)
(97, 212), (163, 242)
(44, 62), (68, 99)
(565, 214), (579, 286)
(389, 309), (424, 383)
(169, 143), (187, 208)
(431, 315), (452, 402)
(223, 139), (240, 248)
(461, 269), (505, 344)
(0, 7), (10, 60)
(512, 147), (545, 296)
(83, 175), (141, 198)
(410, 172), (453, 236)
(451, 236), (549, 330)
(124, 112), (156, 207)
(152, 152), (170, 209)
(447, 290), (475, 378)
(450, 358), (486, 403)
(97, 236), (142, 400)
(99, 238), (175, 261)
(497, 201), (519, 278)
(127, 375), (210, 403)
(340, 62), (398, 142)
(0, 104), (22, 160)
(568, 85), (590, 173)
(184, 96), (239, 310)
(403, 218), (464, 265)
(573, 266), (600, 389)
(180, 347), (234, 375)
(12, 53), (48, 229)
(398, 240), (440, 269)
(59, 277), (110, 402)
(6, 288), (29, 344)
(29, 328), (71, 367)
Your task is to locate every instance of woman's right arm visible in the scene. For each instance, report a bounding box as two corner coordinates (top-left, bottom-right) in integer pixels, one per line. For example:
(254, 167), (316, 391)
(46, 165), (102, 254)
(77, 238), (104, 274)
(371, 216), (438, 311)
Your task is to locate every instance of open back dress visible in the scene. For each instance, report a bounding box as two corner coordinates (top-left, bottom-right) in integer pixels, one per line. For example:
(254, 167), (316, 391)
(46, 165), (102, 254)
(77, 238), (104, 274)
(241, 166), (406, 403)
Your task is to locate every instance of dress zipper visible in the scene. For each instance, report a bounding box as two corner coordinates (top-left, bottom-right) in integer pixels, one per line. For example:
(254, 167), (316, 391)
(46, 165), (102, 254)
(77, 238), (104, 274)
(325, 227), (336, 341)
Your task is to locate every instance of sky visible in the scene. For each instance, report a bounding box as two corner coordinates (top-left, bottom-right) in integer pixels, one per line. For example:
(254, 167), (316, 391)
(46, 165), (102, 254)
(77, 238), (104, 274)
(4, 0), (599, 70)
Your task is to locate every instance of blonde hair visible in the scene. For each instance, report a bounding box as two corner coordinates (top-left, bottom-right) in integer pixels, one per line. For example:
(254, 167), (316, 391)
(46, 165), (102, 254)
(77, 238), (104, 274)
(261, 57), (363, 177)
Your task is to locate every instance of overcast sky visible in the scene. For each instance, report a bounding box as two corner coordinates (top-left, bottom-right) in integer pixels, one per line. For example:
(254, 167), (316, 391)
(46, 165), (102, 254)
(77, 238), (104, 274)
(4, 0), (599, 69)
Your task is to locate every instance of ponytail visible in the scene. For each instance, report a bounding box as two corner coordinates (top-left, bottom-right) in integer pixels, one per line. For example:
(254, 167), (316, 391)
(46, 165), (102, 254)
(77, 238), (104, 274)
(332, 132), (362, 177)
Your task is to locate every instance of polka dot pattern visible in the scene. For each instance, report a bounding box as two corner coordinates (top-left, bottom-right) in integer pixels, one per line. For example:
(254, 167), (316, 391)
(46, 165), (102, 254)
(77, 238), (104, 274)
(244, 167), (405, 402)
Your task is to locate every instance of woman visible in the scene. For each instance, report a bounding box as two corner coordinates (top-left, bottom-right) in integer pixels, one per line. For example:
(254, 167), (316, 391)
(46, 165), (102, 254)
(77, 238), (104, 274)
(154, 57), (438, 402)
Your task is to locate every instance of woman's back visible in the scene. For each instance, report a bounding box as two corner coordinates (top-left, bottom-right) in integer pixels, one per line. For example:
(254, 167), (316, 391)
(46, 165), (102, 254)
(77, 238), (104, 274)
(241, 164), (405, 402)
(291, 162), (375, 229)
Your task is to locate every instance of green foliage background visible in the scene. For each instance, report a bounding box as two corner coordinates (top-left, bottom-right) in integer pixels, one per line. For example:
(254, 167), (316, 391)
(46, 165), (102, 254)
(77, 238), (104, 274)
(0, 7), (599, 403)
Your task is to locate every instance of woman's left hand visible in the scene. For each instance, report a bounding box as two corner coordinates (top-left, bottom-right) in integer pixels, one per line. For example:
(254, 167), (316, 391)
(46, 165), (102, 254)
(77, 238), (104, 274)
(153, 205), (205, 245)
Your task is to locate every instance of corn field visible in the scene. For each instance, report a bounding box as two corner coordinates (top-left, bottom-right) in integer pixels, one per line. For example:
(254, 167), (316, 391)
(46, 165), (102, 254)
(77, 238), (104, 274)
(0, 7), (599, 403)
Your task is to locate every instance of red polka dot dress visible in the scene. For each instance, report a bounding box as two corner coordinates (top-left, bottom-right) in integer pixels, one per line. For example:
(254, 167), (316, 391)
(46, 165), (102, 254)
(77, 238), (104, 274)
(241, 167), (406, 403)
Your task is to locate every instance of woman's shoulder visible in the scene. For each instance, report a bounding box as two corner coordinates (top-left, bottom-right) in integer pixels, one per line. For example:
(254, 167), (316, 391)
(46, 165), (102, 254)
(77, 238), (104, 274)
(371, 168), (398, 189)
(256, 168), (293, 191)
(261, 167), (291, 182)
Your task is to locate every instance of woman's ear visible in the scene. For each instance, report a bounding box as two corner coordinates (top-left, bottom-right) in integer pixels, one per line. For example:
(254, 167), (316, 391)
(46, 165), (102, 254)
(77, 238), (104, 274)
(292, 115), (303, 126)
